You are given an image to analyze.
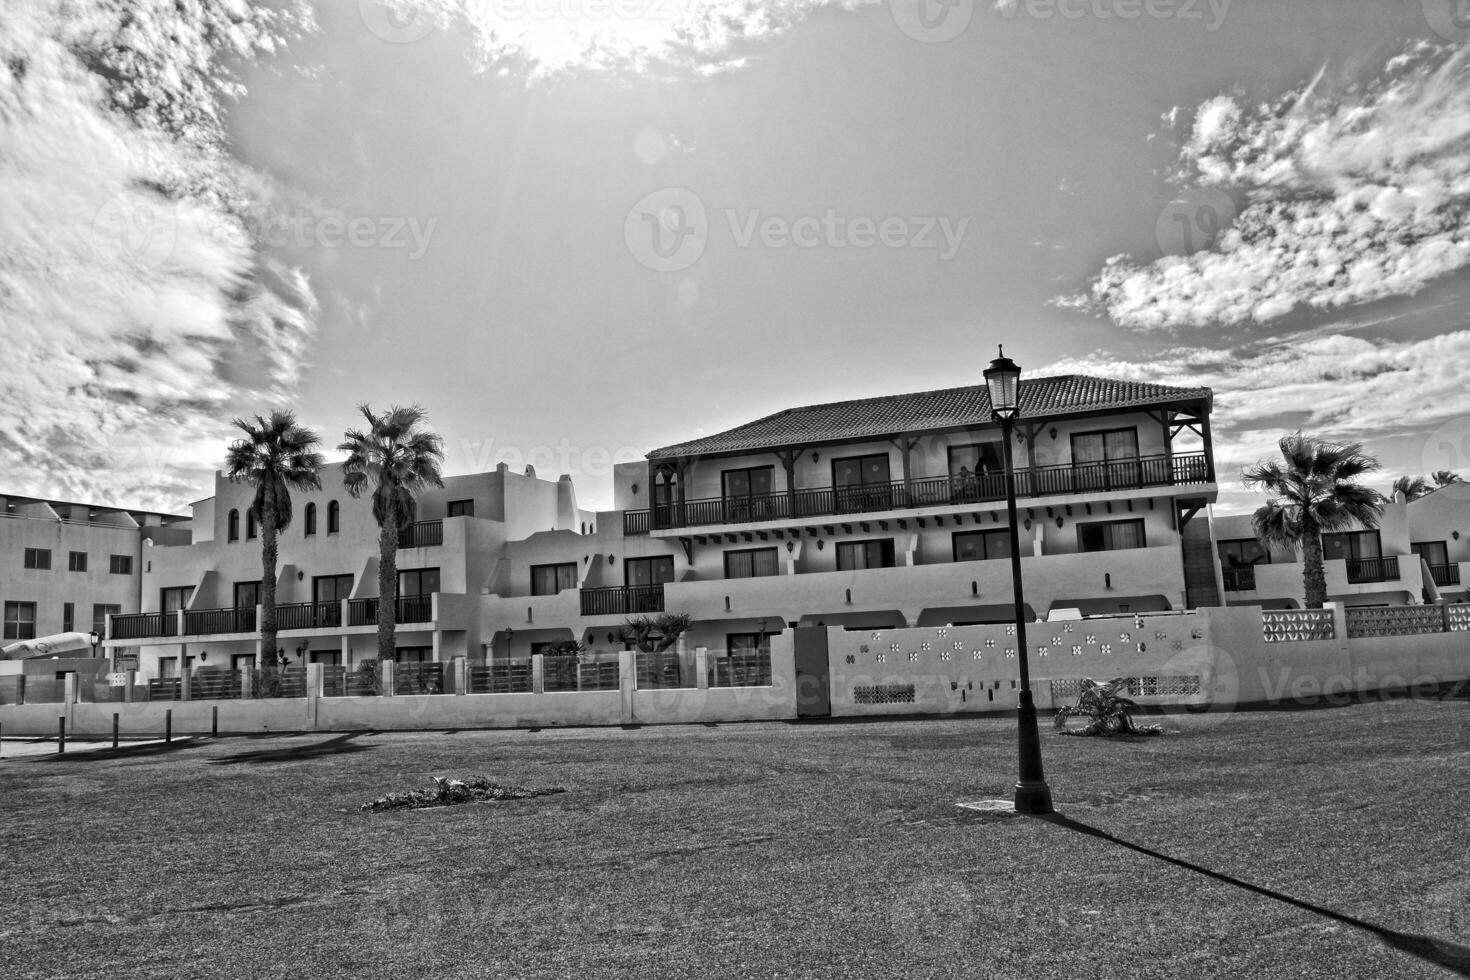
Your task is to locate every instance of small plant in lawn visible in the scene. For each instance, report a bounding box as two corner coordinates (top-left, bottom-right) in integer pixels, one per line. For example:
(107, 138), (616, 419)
(1054, 678), (1164, 737)
(362, 775), (566, 812)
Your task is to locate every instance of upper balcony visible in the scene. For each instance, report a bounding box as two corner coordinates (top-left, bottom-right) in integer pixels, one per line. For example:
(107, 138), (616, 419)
(397, 520), (443, 548)
(624, 452), (1210, 534)
(107, 593), (454, 641)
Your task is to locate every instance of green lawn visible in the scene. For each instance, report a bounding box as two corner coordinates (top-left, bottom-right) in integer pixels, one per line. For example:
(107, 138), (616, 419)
(2, 698), (1468, 979)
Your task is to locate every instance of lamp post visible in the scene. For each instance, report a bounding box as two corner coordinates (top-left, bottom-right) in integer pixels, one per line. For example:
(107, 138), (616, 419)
(983, 346), (1054, 815)
(88, 630), (101, 660)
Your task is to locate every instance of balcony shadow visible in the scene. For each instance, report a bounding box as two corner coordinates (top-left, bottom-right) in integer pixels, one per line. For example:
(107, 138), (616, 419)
(210, 731), (374, 765)
(1030, 811), (1470, 977)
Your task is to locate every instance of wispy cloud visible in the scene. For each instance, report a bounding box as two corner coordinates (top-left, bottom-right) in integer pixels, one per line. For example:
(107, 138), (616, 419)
(0, 2), (316, 511)
(1064, 43), (1470, 331)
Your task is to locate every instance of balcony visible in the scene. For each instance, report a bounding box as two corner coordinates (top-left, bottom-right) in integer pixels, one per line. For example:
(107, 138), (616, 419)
(579, 585), (665, 617)
(183, 607), (256, 635)
(1221, 566), (1257, 592)
(1427, 563), (1461, 587)
(626, 452), (1209, 533)
(398, 520), (443, 548)
(109, 611), (178, 640)
(276, 601), (343, 631)
(1345, 556), (1399, 584)
(348, 594), (435, 626)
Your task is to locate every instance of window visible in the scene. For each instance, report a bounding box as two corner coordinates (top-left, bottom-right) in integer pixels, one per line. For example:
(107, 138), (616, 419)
(448, 499), (475, 518)
(836, 539), (896, 571)
(833, 453), (893, 511)
(531, 563), (577, 596)
(1412, 541), (1449, 567)
(721, 466), (775, 521)
(160, 587), (193, 612)
(313, 574), (354, 604)
(109, 554), (133, 575)
(1077, 519), (1146, 553)
(327, 500), (340, 533)
(63, 602), (74, 633)
(1322, 530), (1381, 562)
(1217, 538), (1270, 566)
(952, 529), (1012, 562)
(396, 646), (431, 664)
(948, 442), (1005, 500)
(23, 548), (50, 570)
(92, 603), (120, 636)
(1071, 428), (1141, 490)
(246, 509), (257, 540)
(234, 581), (261, 609)
(227, 509), (239, 542)
(68, 551), (88, 572)
(398, 567), (440, 596)
(158, 657), (177, 679)
(625, 556), (675, 587)
(304, 502), (317, 536)
(4, 601), (36, 641)
(724, 548), (779, 579)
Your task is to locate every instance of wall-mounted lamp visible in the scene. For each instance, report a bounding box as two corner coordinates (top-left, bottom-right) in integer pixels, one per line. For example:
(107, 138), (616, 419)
(606, 632), (615, 644)
(812, 452), (820, 463)
(608, 555), (616, 565)
(816, 539), (824, 550)
(297, 570), (304, 581)
(724, 595), (731, 611)
(971, 581), (979, 596)
(199, 651), (208, 662)
(845, 588), (852, 605)
(786, 540), (795, 553)
(1055, 516), (1064, 529)
(296, 643), (307, 659)
(1049, 427), (1058, 440)
(1104, 573), (1112, 589)
(1455, 531), (1462, 540)
(1015, 431), (1025, 444)
(1023, 519), (1032, 531)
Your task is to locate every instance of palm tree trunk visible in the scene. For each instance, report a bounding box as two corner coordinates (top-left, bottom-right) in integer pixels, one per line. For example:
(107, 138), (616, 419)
(260, 492), (278, 679)
(1301, 514), (1327, 609)
(378, 521), (397, 662)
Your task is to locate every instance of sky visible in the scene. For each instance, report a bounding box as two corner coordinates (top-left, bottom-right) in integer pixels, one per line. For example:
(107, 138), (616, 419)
(2, 0), (1469, 516)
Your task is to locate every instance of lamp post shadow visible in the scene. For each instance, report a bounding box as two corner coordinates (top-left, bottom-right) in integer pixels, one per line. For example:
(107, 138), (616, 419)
(1027, 810), (1470, 977)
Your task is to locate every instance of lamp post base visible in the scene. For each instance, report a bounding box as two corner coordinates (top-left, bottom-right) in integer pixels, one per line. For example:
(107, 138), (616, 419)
(1013, 780), (1054, 814)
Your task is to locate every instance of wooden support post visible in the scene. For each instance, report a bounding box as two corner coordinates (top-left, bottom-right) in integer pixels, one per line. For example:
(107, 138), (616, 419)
(58, 717), (66, 754)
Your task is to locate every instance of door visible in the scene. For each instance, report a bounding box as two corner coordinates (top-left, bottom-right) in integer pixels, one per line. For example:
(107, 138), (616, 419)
(792, 626), (831, 718)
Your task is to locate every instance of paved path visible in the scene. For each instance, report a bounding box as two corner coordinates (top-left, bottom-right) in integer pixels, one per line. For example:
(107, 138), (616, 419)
(0, 737), (189, 759)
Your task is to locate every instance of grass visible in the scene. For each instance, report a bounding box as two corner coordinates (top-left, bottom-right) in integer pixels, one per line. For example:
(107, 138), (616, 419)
(2, 698), (1468, 979)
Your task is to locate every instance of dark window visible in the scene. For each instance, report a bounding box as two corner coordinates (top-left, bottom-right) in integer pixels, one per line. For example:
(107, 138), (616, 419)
(160, 587), (193, 612)
(626, 556), (675, 586)
(1071, 428), (1141, 490)
(1322, 530), (1381, 562)
(304, 502), (317, 536)
(1077, 519), (1146, 553)
(395, 646), (431, 664)
(836, 539), (896, 571)
(92, 603), (120, 636)
(399, 567), (440, 596)
(4, 601), (36, 640)
(1217, 538), (1271, 566)
(948, 442), (1005, 500)
(109, 554), (132, 575)
(313, 574), (354, 604)
(448, 499), (474, 518)
(724, 548), (779, 579)
(531, 563), (577, 596)
(23, 548), (50, 570)
(721, 466), (775, 521)
(1412, 541), (1449, 567)
(727, 632), (771, 655)
(68, 551), (88, 572)
(246, 509), (257, 540)
(327, 500), (340, 533)
(63, 602), (74, 633)
(234, 581), (261, 609)
(227, 509), (239, 542)
(953, 529), (1012, 562)
(832, 453), (893, 511)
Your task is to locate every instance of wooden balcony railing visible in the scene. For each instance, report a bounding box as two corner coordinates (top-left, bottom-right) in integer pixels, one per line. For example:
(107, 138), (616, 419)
(625, 451), (1210, 532)
(579, 585), (665, 617)
(1221, 566), (1257, 592)
(397, 520), (443, 548)
(109, 611), (178, 640)
(1345, 556), (1399, 584)
(183, 607), (257, 635)
(348, 594), (434, 626)
(1428, 563), (1461, 587)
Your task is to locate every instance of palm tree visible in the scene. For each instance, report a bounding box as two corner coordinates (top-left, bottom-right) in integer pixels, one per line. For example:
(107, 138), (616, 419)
(224, 411), (325, 681)
(339, 405), (445, 662)
(1432, 470), (1464, 488)
(1393, 474), (1431, 501)
(1242, 432), (1386, 609)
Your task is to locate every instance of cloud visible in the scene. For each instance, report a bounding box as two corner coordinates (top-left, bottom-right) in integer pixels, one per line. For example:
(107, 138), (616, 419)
(0, 2), (316, 511)
(1065, 43), (1470, 332)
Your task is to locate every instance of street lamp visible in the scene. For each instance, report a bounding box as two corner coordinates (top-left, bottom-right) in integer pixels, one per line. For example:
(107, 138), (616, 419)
(983, 346), (1054, 815)
(87, 630), (101, 660)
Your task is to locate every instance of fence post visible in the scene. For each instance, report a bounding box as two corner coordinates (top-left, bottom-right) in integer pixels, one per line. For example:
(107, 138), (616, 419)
(306, 663), (323, 729)
(180, 651), (192, 702)
(58, 716), (65, 754)
(695, 647), (710, 690)
(63, 672), (77, 730)
(380, 660), (396, 697)
(240, 668), (253, 699)
(113, 712), (119, 749)
(211, 705), (218, 738)
(124, 669), (136, 703)
(531, 654), (545, 695)
(452, 657), (467, 695)
(165, 708), (172, 743)
(618, 650), (636, 725)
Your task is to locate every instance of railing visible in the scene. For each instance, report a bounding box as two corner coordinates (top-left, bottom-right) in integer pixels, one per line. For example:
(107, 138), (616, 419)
(1221, 566), (1257, 592)
(183, 607), (256, 635)
(1345, 556), (1399, 584)
(347, 594), (434, 626)
(469, 663), (532, 694)
(394, 662), (445, 695)
(276, 601), (342, 631)
(1428, 563), (1461, 587)
(398, 520), (444, 548)
(626, 452), (1210, 532)
(323, 664), (382, 697)
(579, 661), (620, 691)
(148, 677), (182, 701)
(190, 668), (242, 700)
(543, 655), (580, 692)
(110, 612), (178, 639)
(635, 651), (689, 689)
(250, 667), (306, 699)
(579, 585), (665, 616)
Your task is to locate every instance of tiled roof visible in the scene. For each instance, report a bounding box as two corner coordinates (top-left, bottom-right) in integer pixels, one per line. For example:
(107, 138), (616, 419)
(648, 374), (1211, 460)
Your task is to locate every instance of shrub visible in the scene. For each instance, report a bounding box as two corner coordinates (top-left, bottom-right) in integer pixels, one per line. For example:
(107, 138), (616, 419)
(1054, 678), (1163, 737)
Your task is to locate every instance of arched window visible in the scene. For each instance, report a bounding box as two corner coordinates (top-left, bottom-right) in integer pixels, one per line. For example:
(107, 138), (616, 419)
(246, 509), (257, 540)
(327, 500), (340, 534)
(304, 502), (317, 536)
(227, 509), (240, 542)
